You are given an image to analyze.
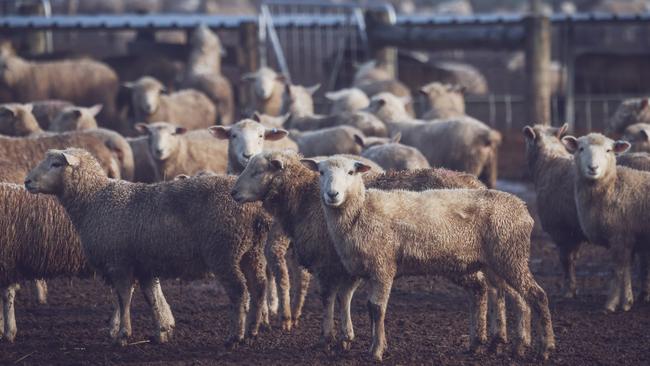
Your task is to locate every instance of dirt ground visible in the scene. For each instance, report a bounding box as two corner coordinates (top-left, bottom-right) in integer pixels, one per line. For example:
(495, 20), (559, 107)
(1, 182), (650, 366)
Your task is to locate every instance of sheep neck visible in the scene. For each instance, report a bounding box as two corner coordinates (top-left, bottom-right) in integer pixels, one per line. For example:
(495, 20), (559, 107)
(322, 182), (366, 237)
(58, 166), (110, 222)
(157, 138), (188, 180)
(527, 139), (572, 185)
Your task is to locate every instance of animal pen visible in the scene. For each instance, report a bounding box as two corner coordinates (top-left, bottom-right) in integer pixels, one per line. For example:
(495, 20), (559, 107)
(2, 1), (650, 133)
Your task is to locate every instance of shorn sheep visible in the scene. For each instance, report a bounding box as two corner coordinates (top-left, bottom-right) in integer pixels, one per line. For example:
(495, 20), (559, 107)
(49, 104), (102, 132)
(562, 133), (650, 312)
(135, 122), (228, 179)
(303, 156), (554, 361)
(0, 183), (173, 342)
(0, 52), (118, 128)
(231, 151), (516, 355)
(241, 67), (285, 116)
(608, 97), (650, 133)
(124, 76), (216, 132)
(25, 148), (271, 347)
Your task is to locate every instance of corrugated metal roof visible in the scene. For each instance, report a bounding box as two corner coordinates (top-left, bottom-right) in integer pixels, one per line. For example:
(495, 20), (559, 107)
(396, 12), (650, 26)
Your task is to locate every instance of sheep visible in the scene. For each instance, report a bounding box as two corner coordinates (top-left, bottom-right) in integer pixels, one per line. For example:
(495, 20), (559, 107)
(251, 112), (290, 129)
(622, 122), (650, 153)
(25, 148), (272, 347)
(241, 67), (285, 116)
(280, 83), (320, 118)
(616, 152), (650, 171)
(135, 122), (228, 180)
(561, 133), (650, 313)
(208, 119), (308, 329)
(289, 126), (366, 157)
(124, 76), (217, 132)
(303, 156), (554, 361)
(325, 88), (370, 115)
(284, 111), (388, 137)
(127, 136), (161, 183)
(230, 151), (512, 354)
(179, 25), (235, 125)
(608, 97), (650, 133)
(31, 100), (73, 130)
(360, 133), (431, 171)
(49, 104), (102, 132)
(0, 103), (44, 136)
(0, 53), (118, 128)
(419, 82), (465, 119)
(367, 92), (501, 188)
(353, 60), (415, 116)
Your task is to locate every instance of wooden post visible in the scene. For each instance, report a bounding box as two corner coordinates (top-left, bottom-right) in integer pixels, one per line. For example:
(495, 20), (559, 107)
(237, 20), (259, 117)
(17, 2), (47, 54)
(563, 23), (576, 130)
(365, 5), (398, 78)
(524, 11), (551, 125)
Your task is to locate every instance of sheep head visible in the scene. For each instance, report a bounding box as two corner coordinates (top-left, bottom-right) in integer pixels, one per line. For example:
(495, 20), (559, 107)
(302, 156), (371, 208)
(135, 122), (186, 161)
(25, 148), (87, 195)
(562, 133), (629, 181)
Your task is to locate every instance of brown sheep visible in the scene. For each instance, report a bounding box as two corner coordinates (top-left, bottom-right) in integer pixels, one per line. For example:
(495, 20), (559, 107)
(289, 126), (366, 157)
(353, 60), (415, 116)
(325, 88), (370, 115)
(241, 67), (285, 117)
(284, 111), (388, 137)
(49, 104), (102, 132)
(127, 136), (161, 183)
(25, 148), (271, 347)
(304, 156), (554, 361)
(562, 133), (650, 312)
(360, 133), (431, 171)
(0, 53), (118, 128)
(0, 103), (44, 136)
(419, 82), (465, 119)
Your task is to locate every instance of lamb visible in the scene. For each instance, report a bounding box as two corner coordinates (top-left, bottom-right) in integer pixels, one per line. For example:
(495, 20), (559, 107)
(325, 88), (370, 115)
(230, 151), (511, 354)
(289, 126), (366, 157)
(127, 136), (161, 183)
(622, 122), (650, 153)
(0, 53), (118, 128)
(49, 104), (102, 132)
(241, 67), (285, 116)
(284, 111), (388, 137)
(608, 97), (650, 133)
(367, 92), (501, 188)
(25, 148), (272, 347)
(31, 100), (73, 130)
(280, 83), (320, 118)
(561, 133), (650, 312)
(303, 156), (554, 361)
(0, 103), (44, 136)
(360, 133), (431, 171)
(124, 76), (217, 132)
(135, 122), (228, 180)
(419, 82), (465, 119)
(179, 25), (234, 125)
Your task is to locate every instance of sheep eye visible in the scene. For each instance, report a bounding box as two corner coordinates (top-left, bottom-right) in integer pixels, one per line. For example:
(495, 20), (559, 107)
(348, 170), (354, 175)
(319, 171), (324, 176)
(51, 162), (63, 168)
(578, 147), (584, 152)
(607, 149), (612, 153)
(259, 135), (264, 139)
(232, 134), (237, 138)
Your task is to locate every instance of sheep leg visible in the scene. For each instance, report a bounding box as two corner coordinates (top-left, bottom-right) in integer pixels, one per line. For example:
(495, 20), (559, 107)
(455, 272), (488, 354)
(605, 243), (632, 313)
(35, 279), (48, 305)
(1, 285), (17, 342)
(265, 229), (292, 331)
(367, 276), (393, 362)
(487, 272), (531, 357)
(0, 294), (3, 339)
(152, 279), (175, 335)
(266, 268), (279, 317)
(558, 241), (580, 299)
(337, 278), (361, 351)
(487, 285), (507, 352)
(219, 263), (250, 349)
(639, 250), (650, 303)
(141, 278), (174, 344)
(113, 278), (135, 346)
(241, 249), (267, 340)
(290, 263), (311, 328)
(478, 151), (498, 189)
(318, 279), (338, 351)
(621, 261), (634, 312)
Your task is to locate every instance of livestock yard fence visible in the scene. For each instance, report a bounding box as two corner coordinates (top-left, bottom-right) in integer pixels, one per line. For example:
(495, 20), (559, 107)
(2, 1), (650, 131)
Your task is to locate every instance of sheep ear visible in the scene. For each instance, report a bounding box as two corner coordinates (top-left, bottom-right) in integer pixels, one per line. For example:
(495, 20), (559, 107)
(122, 82), (135, 89)
(557, 123), (569, 138)
(375, 99), (386, 108)
(23, 103), (33, 113)
(391, 132), (402, 143)
(160, 86), (168, 94)
(306, 84), (320, 95)
(208, 125), (230, 139)
(175, 127), (187, 135)
(324, 90), (341, 101)
(561, 136), (579, 153)
(418, 88), (429, 96)
(264, 128), (288, 141)
(134, 123), (150, 135)
(613, 140), (631, 154)
(640, 129), (650, 141)
(270, 159), (284, 171)
(88, 104), (103, 117)
(300, 159), (319, 172)
(60, 152), (81, 167)
(0, 106), (14, 117)
(252, 112), (262, 122)
(71, 109), (82, 119)
(281, 113), (292, 126)
(353, 134), (365, 147)
(522, 126), (536, 141)
(354, 162), (372, 173)
(641, 98), (649, 110)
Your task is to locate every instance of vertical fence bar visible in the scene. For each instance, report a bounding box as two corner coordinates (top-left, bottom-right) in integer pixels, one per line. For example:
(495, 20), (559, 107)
(524, 10), (551, 125)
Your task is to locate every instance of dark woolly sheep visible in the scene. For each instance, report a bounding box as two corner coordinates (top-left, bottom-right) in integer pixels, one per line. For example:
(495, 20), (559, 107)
(608, 98), (650, 133)
(26, 148), (272, 347)
(31, 100), (73, 130)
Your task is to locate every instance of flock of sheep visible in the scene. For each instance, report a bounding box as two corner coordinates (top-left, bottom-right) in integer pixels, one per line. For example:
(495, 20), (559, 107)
(1, 23), (649, 363)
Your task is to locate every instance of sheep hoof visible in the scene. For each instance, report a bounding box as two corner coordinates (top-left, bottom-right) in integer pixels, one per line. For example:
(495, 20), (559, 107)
(512, 343), (527, 359)
(281, 317), (292, 332)
(4, 331), (16, 343)
(340, 339), (353, 352)
(259, 321), (272, 333)
(488, 337), (506, 355)
(621, 301), (633, 312)
(224, 336), (244, 350)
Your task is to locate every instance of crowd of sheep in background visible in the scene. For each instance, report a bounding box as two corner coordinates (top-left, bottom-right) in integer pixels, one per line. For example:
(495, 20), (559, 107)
(2, 20), (650, 363)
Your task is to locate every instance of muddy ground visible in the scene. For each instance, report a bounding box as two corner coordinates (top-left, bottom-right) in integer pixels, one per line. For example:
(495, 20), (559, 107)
(1, 182), (649, 366)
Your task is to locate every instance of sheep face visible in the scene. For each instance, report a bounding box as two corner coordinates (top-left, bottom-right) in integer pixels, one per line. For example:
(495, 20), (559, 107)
(622, 123), (650, 153)
(522, 123), (569, 156)
(126, 77), (165, 116)
(52, 105), (101, 132)
(135, 122), (187, 161)
(231, 153), (283, 203)
(0, 103), (33, 136)
(367, 92), (409, 122)
(301, 157), (371, 208)
(242, 68), (278, 101)
(209, 119), (288, 168)
(562, 134), (630, 181)
(25, 150), (80, 195)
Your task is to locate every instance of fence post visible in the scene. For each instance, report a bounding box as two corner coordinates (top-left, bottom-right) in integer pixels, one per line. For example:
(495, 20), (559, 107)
(237, 20), (259, 117)
(365, 5), (398, 78)
(524, 11), (551, 125)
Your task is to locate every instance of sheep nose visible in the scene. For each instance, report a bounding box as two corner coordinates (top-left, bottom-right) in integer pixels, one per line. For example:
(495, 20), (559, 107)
(588, 165), (598, 171)
(155, 149), (164, 156)
(24, 179), (32, 186)
(327, 191), (339, 199)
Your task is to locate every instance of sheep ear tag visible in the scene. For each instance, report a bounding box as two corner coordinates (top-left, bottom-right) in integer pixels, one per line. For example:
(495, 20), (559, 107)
(61, 152), (81, 167)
